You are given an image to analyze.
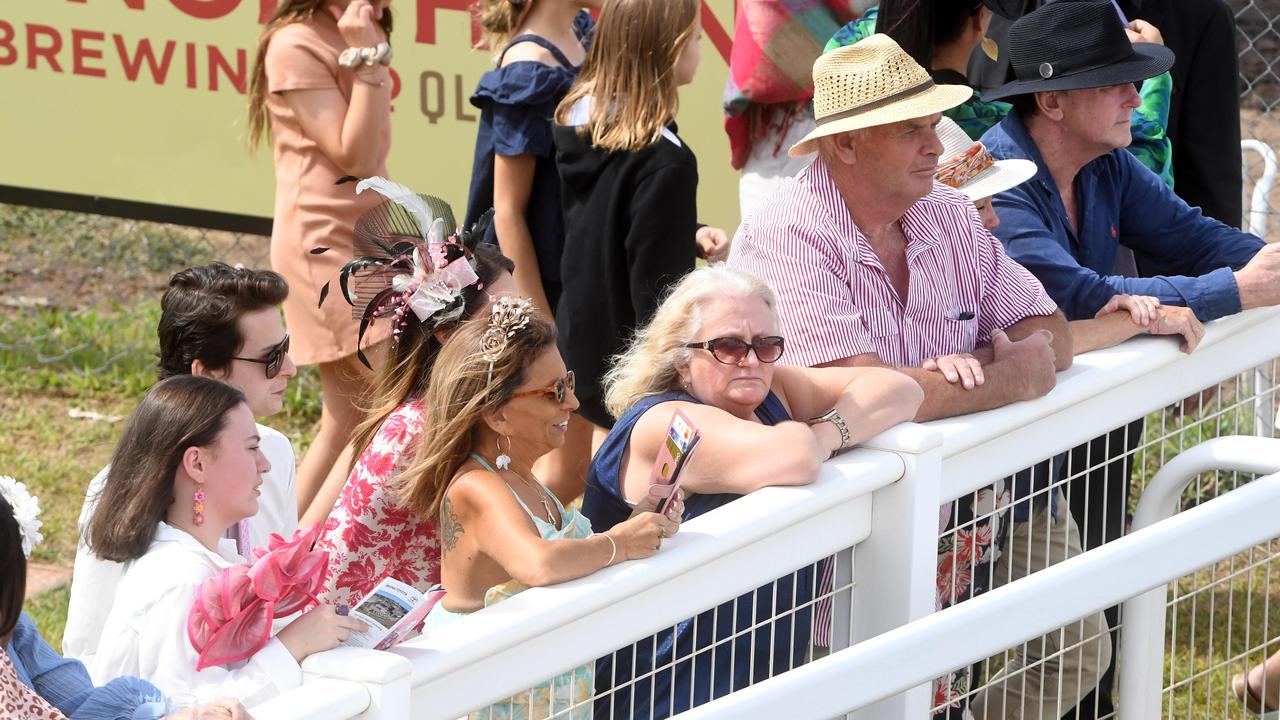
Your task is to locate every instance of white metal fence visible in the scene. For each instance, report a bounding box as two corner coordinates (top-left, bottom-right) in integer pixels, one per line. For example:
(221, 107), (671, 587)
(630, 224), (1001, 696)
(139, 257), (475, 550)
(248, 308), (1280, 720)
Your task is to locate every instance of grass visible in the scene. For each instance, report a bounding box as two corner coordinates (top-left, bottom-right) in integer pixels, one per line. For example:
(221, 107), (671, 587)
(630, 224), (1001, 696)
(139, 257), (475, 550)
(1, 203), (1277, 717)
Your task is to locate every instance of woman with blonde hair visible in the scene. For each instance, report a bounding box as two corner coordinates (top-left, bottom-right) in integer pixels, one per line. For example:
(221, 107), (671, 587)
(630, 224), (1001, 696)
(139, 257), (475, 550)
(552, 0), (729, 455)
(413, 297), (680, 719)
(583, 265), (923, 718)
(247, 0), (394, 523)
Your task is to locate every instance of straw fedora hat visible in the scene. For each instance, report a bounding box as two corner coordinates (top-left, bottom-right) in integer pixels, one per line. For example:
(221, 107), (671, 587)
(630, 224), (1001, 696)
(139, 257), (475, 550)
(789, 34), (972, 157)
(934, 117), (1037, 200)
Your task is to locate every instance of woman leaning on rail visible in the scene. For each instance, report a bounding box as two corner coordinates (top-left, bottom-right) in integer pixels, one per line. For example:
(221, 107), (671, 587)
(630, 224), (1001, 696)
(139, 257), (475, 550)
(582, 264), (923, 719)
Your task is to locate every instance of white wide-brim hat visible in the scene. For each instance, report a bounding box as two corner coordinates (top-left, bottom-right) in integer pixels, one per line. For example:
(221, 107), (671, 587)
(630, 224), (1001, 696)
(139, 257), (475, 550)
(934, 116), (1037, 200)
(790, 34), (972, 157)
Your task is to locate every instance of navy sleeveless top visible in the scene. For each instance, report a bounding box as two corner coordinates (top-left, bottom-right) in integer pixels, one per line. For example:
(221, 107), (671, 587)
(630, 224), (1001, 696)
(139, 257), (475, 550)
(583, 390), (813, 720)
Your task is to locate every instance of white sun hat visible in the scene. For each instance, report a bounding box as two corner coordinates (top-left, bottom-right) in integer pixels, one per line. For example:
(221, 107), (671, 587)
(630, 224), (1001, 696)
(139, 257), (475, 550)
(934, 116), (1037, 200)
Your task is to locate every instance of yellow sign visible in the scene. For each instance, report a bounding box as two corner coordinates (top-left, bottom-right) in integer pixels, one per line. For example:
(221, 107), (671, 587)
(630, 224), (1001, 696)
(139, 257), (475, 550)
(0, 0), (740, 234)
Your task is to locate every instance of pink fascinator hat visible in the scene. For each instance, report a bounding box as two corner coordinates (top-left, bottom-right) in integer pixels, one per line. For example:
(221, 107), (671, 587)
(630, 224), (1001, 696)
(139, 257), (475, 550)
(187, 524), (328, 671)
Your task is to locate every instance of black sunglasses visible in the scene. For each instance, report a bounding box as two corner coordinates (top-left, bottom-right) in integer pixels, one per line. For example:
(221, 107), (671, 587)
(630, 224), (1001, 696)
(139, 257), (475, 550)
(512, 370), (576, 404)
(231, 335), (290, 379)
(684, 336), (785, 365)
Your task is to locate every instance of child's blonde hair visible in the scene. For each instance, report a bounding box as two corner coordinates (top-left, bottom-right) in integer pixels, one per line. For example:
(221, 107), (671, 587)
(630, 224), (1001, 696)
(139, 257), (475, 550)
(554, 0), (699, 153)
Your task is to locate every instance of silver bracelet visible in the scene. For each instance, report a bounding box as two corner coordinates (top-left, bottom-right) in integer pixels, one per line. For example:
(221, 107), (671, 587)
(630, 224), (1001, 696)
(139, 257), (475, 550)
(598, 533), (618, 566)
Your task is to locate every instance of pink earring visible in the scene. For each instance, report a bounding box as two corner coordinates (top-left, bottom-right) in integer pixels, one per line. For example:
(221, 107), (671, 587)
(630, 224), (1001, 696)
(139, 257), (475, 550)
(193, 480), (206, 527)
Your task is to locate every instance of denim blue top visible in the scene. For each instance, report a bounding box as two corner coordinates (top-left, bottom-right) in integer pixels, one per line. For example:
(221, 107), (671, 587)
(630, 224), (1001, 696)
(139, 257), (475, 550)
(982, 112), (1262, 322)
(8, 613), (164, 720)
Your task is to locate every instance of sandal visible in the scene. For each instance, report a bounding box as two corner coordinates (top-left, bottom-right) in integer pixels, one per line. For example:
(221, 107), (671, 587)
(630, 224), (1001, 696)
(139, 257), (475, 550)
(1234, 672), (1280, 719)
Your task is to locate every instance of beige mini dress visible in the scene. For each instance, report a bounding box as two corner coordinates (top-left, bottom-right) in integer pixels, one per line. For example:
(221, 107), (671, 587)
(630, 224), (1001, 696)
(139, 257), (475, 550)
(264, 17), (390, 365)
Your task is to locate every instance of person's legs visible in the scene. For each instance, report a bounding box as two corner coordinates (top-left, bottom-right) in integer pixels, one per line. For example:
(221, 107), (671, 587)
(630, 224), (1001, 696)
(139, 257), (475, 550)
(296, 352), (373, 525)
(1236, 648), (1280, 712)
(968, 490), (1112, 720)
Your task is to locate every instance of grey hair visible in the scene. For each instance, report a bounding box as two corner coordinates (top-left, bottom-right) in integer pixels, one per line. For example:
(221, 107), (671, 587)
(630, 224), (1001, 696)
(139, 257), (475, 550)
(603, 265), (779, 418)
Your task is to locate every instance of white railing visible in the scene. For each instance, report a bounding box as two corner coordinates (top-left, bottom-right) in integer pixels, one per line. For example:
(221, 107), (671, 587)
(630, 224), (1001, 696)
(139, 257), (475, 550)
(675, 450), (1280, 718)
(250, 306), (1280, 720)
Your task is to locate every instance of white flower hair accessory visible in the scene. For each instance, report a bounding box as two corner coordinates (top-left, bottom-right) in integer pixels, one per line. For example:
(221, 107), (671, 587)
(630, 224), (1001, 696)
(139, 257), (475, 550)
(0, 476), (44, 558)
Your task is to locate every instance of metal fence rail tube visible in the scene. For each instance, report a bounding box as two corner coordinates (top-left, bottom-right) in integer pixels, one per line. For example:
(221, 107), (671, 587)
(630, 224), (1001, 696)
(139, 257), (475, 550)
(1118, 436), (1280, 718)
(247, 678), (370, 720)
(670, 469), (1280, 720)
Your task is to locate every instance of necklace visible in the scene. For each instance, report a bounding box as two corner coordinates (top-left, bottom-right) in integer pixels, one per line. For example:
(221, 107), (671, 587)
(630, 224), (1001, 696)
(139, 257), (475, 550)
(501, 463), (559, 528)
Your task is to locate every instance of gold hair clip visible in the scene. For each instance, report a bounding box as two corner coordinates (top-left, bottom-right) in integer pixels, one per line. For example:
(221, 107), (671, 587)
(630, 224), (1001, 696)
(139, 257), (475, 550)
(482, 297), (535, 382)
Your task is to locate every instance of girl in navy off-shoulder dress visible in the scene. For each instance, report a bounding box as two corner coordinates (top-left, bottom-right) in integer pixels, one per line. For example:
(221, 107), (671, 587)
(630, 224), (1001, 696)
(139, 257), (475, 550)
(464, 0), (596, 320)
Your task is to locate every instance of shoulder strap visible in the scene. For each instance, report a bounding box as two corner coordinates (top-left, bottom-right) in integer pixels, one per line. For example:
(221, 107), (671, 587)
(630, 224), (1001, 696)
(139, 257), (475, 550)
(467, 452), (546, 522)
(498, 34), (576, 70)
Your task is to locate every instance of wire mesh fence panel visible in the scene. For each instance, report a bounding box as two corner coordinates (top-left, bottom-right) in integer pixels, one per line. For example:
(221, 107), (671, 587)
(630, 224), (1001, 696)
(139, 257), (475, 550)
(450, 550), (856, 720)
(932, 358), (1280, 720)
(1238, 0), (1280, 242)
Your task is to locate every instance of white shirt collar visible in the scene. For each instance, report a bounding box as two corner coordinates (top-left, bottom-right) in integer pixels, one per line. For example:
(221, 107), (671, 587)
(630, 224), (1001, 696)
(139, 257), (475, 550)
(152, 521), (243, 565)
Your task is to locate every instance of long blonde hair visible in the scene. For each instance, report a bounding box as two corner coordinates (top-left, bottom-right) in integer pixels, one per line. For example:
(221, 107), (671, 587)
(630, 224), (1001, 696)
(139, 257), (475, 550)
(246, 0), (394, 151)
(475, 0), (535, 54)
(604, 266), (779, 418)
(554, 0), (698, 153)
(398, 307), (558, 520)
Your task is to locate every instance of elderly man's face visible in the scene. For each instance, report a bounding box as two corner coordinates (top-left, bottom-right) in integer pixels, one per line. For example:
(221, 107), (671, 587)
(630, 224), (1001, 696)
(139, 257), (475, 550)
(1055, 83), (1142, 154)
(677, 294), (780, 419)
(852, 114), (945, 205)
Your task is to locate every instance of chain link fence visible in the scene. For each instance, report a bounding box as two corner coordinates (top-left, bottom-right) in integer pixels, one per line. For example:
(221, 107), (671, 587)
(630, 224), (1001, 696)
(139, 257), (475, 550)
(1238, 0), (1280, 241)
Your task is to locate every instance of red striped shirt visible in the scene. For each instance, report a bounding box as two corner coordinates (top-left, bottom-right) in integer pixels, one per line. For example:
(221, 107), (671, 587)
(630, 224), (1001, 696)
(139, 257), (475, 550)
(730, 159), (1058, 369)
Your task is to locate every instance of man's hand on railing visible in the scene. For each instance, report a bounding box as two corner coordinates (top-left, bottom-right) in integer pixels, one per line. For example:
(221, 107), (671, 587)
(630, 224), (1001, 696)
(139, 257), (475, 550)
(992, 329), (1058, 401)
(1235, 242), (1280, 311)
(1146, 306), (1205, 353)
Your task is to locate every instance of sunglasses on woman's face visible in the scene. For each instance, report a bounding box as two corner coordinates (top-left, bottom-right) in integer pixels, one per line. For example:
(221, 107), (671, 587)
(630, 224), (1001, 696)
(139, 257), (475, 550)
(512, 370), (576, 404)
(684, 336), (785, 365)
(231, 335), (290, 379)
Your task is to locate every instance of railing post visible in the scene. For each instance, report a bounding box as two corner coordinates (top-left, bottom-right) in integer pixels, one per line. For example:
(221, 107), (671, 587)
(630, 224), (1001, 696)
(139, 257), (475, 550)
(300, 647), (414, 719)
(851, 424), (945, 719)
(1118, 436), (1280, 719)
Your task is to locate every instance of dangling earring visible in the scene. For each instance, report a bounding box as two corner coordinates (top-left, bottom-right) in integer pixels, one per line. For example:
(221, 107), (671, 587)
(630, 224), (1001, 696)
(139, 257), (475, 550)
(193, 479), (206, 527)
(496, 435), (512, 470)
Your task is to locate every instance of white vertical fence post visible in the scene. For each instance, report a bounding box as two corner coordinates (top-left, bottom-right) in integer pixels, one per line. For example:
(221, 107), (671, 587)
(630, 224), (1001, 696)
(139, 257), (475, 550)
(1118, 436), (1280, 719)
(851, 424), (945, 719)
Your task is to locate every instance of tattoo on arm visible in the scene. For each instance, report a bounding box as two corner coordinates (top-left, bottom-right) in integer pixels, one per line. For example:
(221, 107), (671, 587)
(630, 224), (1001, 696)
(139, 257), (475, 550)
(441, 496), (463, 553)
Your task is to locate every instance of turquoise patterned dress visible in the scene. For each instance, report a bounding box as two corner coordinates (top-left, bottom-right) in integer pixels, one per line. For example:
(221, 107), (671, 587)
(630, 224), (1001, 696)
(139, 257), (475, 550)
(423, 454), (594, 720)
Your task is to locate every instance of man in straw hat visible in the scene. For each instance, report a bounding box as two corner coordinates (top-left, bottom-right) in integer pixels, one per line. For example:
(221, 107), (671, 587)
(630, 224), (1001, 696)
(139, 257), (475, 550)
(729, 33), (1109, 719)
(978, 3), (1280, 716)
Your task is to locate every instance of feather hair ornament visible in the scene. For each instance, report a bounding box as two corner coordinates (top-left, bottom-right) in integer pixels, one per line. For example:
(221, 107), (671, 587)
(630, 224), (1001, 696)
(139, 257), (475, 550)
(312, 177), (493, 369)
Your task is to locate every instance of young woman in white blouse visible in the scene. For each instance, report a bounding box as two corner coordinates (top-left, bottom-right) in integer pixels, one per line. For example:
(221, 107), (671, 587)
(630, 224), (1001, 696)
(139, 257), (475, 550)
(84, 376), (364, 706)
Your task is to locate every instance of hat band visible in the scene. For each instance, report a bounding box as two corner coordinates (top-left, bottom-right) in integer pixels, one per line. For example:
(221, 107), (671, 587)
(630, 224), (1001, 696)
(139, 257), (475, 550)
(816, 78), (936, 127)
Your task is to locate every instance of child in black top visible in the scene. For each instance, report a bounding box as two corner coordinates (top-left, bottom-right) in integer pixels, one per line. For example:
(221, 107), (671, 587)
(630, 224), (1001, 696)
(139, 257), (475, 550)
(553, 0), (727, 430)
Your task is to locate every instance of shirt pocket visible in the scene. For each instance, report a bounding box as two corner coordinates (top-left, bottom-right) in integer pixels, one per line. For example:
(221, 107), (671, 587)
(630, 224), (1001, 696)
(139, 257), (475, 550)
(936, 317), (980, 356)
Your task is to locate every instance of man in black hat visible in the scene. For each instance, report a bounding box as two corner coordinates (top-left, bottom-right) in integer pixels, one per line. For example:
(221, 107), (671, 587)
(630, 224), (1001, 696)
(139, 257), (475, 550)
(976, 2), (1280, 717)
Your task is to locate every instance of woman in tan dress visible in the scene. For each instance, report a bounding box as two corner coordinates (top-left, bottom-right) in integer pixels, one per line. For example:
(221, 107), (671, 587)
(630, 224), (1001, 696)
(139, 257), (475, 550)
(248, 0), (393, 523)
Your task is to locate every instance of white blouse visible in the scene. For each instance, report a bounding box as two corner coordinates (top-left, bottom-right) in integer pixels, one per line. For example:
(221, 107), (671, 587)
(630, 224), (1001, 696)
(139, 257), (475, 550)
(90, 522), (302, 706)
(65, 423), (297, 663)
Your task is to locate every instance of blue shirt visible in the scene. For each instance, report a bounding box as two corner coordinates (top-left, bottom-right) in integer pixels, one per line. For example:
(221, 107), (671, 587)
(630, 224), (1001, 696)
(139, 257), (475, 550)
(7, 613), (164, 720)
(982, 112), (1263, 322)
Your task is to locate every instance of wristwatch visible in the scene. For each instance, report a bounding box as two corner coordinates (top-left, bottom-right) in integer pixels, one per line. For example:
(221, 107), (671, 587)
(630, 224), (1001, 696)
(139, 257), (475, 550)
(807, 408), (851, 450)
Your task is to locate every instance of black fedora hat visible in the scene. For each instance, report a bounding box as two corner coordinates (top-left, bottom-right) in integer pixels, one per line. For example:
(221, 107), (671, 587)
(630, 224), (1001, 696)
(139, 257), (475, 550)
(984, 0), (1174, 101)
(981, 0), (1023, 20)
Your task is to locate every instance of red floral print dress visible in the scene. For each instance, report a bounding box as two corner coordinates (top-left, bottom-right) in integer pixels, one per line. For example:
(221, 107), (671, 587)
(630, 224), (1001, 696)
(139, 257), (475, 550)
(315, 399), (441, 607)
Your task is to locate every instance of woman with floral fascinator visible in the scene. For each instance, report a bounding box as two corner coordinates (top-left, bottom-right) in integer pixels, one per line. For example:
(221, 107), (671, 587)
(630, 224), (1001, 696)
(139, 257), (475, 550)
(248, 0), (394, 527)
(0, 476), (249, 719)
(86, 376), (364, 707)
(309, 179), (521, 610)
(406, 298), (681, 719)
